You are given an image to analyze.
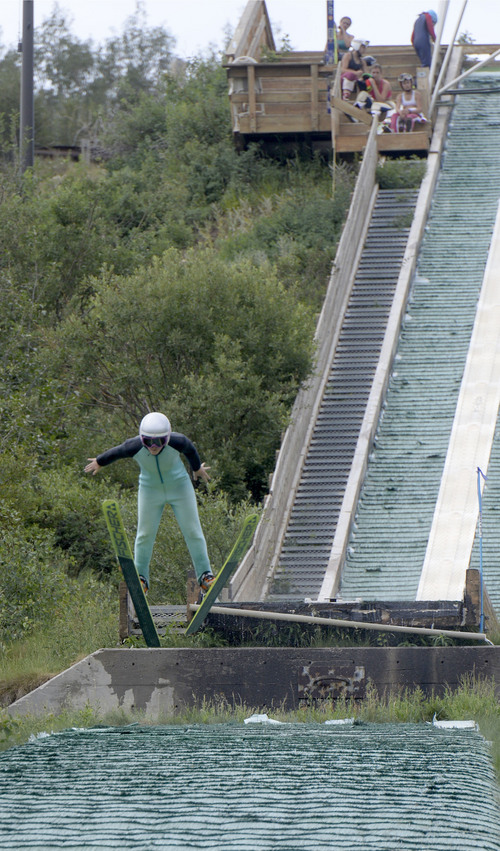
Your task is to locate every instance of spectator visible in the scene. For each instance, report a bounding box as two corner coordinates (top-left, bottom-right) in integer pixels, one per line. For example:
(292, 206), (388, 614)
(367, 64), (392, 103)
(337, 16), (354, 57)
(340, 39), (370, 100)
(390, 73), (427, 132)
(355, 63), (394, 118)
(412, 10), (438, 67)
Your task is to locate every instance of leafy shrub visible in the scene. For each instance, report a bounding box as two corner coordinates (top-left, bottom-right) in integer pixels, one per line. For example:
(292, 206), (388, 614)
(376, 156), (427, 190)
(0, 521), (70, 645)
(43, 248), (314, 500)
(31, 466), (135, 578)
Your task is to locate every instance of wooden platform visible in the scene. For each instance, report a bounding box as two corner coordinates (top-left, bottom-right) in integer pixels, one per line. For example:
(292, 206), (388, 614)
(121, 568), (494, 643)
(225, 3), (434, 155)
(226, 1), (500, 157)
(226, 46), (434, 155)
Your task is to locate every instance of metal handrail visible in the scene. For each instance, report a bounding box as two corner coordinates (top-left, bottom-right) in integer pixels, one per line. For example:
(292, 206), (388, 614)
(429, 0), (468, 116)
(438, 47), (500, 95)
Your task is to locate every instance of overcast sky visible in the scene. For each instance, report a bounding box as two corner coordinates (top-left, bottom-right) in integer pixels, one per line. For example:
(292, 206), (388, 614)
(1, 1), (499, 58)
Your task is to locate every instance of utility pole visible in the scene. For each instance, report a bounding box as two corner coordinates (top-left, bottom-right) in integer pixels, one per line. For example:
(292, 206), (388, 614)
(19, 0), (34, 172)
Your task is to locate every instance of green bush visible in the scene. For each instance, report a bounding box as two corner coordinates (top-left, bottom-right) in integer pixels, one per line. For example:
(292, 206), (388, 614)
(41, 248), (314, 501)
(376, 156), (427, 190)
(31, 466), (135, 578)
(0, 522), (71, 646)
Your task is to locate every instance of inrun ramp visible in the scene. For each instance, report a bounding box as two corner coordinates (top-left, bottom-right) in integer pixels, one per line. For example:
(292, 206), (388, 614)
(340, 73), (500, 604)
(271, 189), (418, 601)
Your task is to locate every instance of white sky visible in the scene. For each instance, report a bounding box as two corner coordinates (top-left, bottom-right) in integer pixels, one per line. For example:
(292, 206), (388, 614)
(1, 1), (499, 58)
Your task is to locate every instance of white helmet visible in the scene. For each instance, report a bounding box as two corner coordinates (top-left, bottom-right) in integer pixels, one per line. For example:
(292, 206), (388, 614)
(139, 412), (172, 440)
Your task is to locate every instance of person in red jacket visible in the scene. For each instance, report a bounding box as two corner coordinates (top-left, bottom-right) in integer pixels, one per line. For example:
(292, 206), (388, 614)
(412, 10), (438, 67)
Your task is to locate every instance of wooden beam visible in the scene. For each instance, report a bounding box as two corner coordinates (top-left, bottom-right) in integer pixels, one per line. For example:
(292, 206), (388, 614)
(310, 63), (319, 131)
(465, 569), (500, 631)
(186, 568), (198, 625)
(231, 92), (328, 105)
(377, 131), (430, 151)
(119, 581), (129, 642)
(331, 96), (373, 125)
(237, 114), (332, 134)
(248, 64), (257, 132)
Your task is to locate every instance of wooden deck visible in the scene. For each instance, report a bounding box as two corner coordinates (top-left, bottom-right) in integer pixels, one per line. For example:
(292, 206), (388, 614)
(225, 1), (499, 157)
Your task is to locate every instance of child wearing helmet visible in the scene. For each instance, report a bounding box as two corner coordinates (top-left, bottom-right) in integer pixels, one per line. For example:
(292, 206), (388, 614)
(390, 73), (427, 133)
(340, 38), (371, 100)
(411, 10), (438, 67)
(85, 412), (214, 594)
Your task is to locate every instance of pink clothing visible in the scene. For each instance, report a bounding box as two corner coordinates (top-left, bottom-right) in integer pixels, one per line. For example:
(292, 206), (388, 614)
(390, 89), (426, 132)
(341, 70), (360, 96)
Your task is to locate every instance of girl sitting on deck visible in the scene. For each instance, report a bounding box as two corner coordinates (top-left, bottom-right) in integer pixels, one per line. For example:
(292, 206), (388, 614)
(389, 73), (427, 132)
(340, 39), (370, 100)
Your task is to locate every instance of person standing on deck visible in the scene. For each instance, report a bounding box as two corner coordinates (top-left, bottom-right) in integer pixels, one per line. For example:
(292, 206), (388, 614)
(411, 10), (438, 67)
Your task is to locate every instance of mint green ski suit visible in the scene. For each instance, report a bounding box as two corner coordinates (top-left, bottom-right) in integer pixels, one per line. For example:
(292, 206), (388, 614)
(96, 434), (211, 587)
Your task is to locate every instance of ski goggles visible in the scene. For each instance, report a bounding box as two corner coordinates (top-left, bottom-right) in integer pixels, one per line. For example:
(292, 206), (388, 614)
(141, 435), (168, 448)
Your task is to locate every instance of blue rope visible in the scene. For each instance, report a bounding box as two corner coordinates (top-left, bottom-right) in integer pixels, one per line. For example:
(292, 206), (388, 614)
(477, 467), (487, 633)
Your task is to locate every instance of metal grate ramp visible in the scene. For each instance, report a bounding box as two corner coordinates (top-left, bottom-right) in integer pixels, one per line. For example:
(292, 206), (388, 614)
(340, 73), (500, 603)
(271, 190), (418, 600)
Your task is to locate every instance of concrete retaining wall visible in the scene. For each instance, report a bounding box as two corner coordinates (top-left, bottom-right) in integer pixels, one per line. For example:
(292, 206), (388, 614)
(7, 646), (500, 720)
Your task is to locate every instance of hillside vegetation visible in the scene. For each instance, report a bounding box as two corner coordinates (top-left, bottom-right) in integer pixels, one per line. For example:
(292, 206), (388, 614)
(0, 7), (355, 695)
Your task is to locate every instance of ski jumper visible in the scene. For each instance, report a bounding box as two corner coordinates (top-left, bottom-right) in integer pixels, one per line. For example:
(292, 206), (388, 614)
(96, 434), (211, 586)
(411, 12), (436, 67)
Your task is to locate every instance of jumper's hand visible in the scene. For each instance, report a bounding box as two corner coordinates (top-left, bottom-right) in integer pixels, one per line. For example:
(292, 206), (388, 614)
(84, 458), (102, 475)
(193, 463), (211, 483)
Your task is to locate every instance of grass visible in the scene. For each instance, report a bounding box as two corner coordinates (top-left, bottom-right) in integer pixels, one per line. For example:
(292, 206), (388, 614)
(2, 675), (499, 778)
(0, 578), (119, 708)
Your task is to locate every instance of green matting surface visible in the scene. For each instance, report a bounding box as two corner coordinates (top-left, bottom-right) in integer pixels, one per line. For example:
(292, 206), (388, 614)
(340, 73), (500, 604)
(0, 723), (499, 849)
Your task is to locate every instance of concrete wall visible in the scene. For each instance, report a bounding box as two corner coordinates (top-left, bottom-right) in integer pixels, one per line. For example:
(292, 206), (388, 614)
(8, 646), (500, 719)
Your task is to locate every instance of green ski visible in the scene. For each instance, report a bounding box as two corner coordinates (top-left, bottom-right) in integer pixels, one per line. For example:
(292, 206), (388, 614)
(102, 499), (161, 648)
(185, 513), (259, 635)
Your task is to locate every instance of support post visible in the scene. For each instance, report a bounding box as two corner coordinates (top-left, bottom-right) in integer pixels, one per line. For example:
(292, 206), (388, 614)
(119, 581), (130, 642)
(310, 64), (319, 130)
(248, 64), (257, 132)
(20, 0), (34, 173)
